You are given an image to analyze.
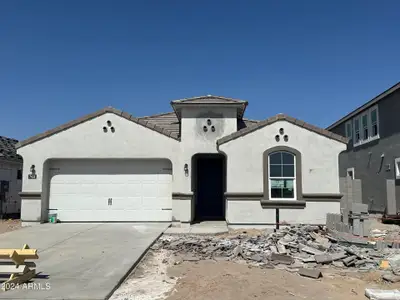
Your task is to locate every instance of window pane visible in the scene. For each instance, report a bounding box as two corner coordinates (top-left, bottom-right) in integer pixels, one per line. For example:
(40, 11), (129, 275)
(362, 114), (368, 128)
(364, 128), (369, 139)
(346, 123), (352, 138)
(354, 118), (359, 131)
(372, 124), (378, 136)
(371, 109), (377, 123)
(282, 188), (294, 198)
(269, 165), (282, 177)
(270, 179), (284, 188)
(283, 165), (294, 177)
(271, 188), (282, 198)
(269, 152), (282, 165)
(282, 152), (294, 165)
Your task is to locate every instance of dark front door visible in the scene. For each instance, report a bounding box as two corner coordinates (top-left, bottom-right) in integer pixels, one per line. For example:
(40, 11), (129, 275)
(194, 154), (225, 221)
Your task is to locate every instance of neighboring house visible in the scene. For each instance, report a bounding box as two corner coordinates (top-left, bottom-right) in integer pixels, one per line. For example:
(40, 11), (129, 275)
(327, 82), (400, 214)
(0, 136), (23, 217)
(16, 96), (347, 227)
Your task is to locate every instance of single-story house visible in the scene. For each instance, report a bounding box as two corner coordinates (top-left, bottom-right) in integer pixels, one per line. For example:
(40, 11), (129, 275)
(0, 136), (23, 216)
(16, 96), (347, 227)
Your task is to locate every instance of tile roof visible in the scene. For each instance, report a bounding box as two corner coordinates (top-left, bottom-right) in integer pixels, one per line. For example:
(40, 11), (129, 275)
(0, 136), (22, 163)
(217, 113), (348, 146)
(139, 112), (259, 139)
(16, 107), (180, 149)
(171, 95), (248, 119)
(171, 95), (248, 104)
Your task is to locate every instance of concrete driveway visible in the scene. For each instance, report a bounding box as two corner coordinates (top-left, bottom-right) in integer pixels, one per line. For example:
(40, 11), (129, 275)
(0, 223), (169, 300)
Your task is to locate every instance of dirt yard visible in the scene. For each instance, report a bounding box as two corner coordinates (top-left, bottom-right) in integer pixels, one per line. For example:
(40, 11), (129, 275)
(0, 219), (21, 234)
(110, 249), (400, 300)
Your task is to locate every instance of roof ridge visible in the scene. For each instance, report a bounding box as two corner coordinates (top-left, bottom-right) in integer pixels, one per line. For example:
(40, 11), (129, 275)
(172, 95), (247, 103)
(139, 111), (175, 119)
(218, 113), (348, 146)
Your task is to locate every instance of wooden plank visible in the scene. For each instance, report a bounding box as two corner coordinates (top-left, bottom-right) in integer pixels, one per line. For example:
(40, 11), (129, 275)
(0, 262), (36, 268)
(2, 269), (36, 291)
(9, 251), (24, 266)
(0, 264), (29, 274)
(0, 249), (38, 257)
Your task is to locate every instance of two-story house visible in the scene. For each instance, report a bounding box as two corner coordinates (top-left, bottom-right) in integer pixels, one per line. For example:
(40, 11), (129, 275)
(327, 82), (400, 214)
(16, 96), (347, 227)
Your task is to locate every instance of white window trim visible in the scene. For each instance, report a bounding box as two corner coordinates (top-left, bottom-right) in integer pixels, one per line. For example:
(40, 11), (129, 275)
(346, 167), (355, 180)
(353, 105), (380, 147)
(268, 153), (296, 200)
(395, 158), (400, 180)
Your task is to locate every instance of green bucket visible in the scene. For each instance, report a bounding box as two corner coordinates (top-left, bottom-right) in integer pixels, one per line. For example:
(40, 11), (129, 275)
(48, 213), (57, 223)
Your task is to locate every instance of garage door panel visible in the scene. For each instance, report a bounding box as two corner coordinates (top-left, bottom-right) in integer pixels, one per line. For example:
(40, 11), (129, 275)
(112, 197), (143, 209)
(49, 159), (172, 222)
(57, 209), (171, 222)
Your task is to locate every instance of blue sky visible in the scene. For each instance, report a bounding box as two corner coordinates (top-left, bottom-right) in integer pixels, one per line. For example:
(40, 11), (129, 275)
(1, 0), (399, 140)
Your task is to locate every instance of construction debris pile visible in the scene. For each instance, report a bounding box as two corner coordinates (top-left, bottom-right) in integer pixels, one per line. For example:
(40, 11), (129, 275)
(153, 225), (400, 278)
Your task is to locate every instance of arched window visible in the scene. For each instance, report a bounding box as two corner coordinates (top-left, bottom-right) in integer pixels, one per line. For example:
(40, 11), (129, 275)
(268, 151), (296, 199)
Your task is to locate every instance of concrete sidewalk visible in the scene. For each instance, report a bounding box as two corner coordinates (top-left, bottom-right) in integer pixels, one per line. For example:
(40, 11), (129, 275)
(0, 223), (168, 300)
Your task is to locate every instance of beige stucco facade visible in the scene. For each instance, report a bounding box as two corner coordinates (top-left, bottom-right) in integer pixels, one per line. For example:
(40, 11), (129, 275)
(17, 98), (347, 227)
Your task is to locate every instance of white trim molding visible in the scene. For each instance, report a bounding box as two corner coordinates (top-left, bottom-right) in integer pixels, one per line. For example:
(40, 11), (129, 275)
(353, 105), (380, 147)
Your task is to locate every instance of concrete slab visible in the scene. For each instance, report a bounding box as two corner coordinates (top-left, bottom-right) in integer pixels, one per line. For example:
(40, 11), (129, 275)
(0, 223), (168, 300)
(164, 221), (228, 235)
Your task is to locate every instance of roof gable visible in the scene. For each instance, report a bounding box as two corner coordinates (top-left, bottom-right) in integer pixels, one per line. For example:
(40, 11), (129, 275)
(171, 95), (248, 119)
(16, 107), (180, 149)
(217, 113), (348, 146)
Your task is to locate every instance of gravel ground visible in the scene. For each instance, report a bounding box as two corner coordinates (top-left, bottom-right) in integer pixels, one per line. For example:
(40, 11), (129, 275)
(0, 219), (21, 234)
(110, 248), (400, 300)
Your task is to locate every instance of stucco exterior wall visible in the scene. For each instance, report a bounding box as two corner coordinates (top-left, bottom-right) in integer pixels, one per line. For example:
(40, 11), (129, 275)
(226, 200), (340, 225)
(179, 106), (237, 193)
(329, 90), (400, 213)
(220, 120), (346, 224)
(17, 109), (346, 226)
(17, 113), (180, 222)
(0, 160), (22, 215)
(220, 120), (346, 194)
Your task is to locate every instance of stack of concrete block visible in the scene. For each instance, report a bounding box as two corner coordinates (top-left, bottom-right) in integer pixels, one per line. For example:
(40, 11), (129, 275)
(326, 213), (351, 233)
(350, 203), (370, 237)
(339, 177), (363, 224)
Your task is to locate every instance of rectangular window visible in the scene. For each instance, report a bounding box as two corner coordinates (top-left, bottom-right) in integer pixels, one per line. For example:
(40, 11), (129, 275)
(362, 113), (369, 140)
(354, 117), (360, 143)
(345, 121), (352, 139)
(17, 169), (22, 180)
(347, 167), (355, 180)
(371, 108), (378, 137)
(269, 152), (296, 200)
(395, 158), (400, 180)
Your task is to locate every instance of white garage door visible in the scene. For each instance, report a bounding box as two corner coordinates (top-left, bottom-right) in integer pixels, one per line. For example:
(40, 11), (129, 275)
(48, 159), (172, 222)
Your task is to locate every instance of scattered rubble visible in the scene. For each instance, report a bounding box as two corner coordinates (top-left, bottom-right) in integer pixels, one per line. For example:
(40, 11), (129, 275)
(153, 224), (400, 280)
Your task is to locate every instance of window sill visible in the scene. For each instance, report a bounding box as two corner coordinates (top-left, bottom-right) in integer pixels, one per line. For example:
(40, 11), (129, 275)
(353, 135), (380, 147)
(260, 200), (306, 209)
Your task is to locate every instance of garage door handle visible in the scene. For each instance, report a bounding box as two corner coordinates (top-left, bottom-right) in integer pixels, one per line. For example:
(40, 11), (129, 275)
(108, 198), (112, 205)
